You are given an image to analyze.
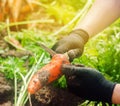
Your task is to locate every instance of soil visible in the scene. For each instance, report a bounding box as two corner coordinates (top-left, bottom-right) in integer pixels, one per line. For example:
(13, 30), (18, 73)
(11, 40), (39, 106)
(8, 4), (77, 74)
(0, 73), (13, 106)
(26, 85), (84, 106)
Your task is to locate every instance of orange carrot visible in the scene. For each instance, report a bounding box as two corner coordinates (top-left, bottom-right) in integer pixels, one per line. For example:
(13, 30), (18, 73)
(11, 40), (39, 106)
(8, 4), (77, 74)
(28, 54), (70, 94)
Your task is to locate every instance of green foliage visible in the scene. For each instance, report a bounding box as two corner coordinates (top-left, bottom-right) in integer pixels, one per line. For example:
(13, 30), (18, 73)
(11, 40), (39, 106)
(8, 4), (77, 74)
(53, 75), (67, 88)
(74, 19), (120, 82)
(63, 0), (87, 10)
(38, 0), (88, 25)
(40, 0), (87, 10)
(46, 4), (75, 25)
(0, 29), (56, 105)
(0, 29), (56, 80)
(0, 57), (26, 80)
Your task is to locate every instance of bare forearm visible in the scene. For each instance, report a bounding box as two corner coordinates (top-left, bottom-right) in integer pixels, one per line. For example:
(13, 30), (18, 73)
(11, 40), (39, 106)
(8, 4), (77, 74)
(112, 84), (120, 104)
(75, 0), (120, 37)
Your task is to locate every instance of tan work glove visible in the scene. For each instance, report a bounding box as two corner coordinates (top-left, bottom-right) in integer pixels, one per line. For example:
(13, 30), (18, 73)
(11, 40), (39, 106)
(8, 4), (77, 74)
(52, 29), (89, 61)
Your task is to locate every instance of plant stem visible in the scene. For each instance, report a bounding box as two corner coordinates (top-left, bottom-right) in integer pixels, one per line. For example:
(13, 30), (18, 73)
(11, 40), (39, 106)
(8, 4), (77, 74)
(4, 20), (54, 28)
(6, 18), (11, 37)
(14, 69), (17, 106)
(16, 53), (45, 106)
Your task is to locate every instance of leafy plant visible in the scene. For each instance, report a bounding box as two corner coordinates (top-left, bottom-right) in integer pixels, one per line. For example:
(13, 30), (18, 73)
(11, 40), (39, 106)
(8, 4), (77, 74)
(0, 28), (56, 105)
(16, 53), (46, 106)
(74, 19), (120, 82)
(0, 57), (27, 80)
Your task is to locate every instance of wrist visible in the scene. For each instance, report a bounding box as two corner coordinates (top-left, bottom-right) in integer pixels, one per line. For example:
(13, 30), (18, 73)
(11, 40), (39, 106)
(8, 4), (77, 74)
(70, 29), (89, 44)
(112, 84), (120, 104)
(97, 78), (116, 103)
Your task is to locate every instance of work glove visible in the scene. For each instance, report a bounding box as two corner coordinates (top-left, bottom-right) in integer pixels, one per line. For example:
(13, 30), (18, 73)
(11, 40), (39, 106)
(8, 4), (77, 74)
(61, 64), (116, 103)
(52, 29), (89, 61)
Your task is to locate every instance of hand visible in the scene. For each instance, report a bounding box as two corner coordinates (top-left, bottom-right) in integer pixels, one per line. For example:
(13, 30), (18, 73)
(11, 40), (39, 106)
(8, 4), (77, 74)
(52, 29), (89, 61)
(61, 64), (116, 103)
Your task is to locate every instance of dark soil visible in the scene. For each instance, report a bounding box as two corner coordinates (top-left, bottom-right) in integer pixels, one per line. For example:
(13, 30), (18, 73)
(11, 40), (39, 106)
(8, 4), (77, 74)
(0, 73), (13, 106)
(26, 85), (84, 106)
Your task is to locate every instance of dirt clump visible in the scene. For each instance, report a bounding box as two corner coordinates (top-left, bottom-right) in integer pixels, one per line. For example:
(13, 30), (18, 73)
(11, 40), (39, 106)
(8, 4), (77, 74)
(26, 85), (84, 106)
(0, 73), (13, 106)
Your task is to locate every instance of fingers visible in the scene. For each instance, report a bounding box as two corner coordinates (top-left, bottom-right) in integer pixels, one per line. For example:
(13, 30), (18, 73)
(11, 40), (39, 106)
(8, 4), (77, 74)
(52, 34), (85, 61)
(61, 64), (88, 75)
(62, 64), (100, 76)
(53, 45), (83, 61)
(67, 49), (83, 61)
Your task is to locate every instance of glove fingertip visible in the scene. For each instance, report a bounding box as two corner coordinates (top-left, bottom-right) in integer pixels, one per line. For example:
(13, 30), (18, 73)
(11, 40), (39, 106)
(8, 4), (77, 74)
(61, 64), (75, 75)
(67, 49), (83, 61)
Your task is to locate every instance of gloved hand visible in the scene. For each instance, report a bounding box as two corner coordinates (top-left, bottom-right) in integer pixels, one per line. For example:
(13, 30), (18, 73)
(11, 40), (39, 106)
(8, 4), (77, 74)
(52, 29), (89, 61)
(61, 64), (116, 103)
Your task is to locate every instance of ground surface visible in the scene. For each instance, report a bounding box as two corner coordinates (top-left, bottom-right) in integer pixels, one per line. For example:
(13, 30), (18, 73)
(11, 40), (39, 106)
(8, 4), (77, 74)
(0, 73), (13, 106)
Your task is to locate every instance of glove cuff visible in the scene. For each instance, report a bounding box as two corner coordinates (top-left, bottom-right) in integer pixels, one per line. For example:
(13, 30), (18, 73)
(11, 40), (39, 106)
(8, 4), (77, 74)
(100, 79), (116, 103)
(70, 29), (89, 44)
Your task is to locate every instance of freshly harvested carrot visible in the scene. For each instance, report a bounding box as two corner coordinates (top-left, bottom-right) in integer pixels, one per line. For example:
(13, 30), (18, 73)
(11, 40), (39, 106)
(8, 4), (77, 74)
(28, 54), (70, 94)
